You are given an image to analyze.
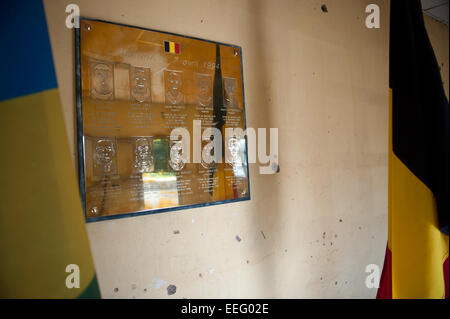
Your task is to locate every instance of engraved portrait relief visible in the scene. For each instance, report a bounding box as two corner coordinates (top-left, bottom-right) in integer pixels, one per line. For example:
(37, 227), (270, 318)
(223, 77), (238, 108)
(169, 140), (186, 171)
(195, 73), (212, 106)
(93, 137), (118, 176)
(227, 136), (242, 167)
(90, 61), (114, 100)
(165, 70), (184, 105)
(201, 136), (216, 169)
(130, 66), (151, 103)
(133, 137), (154, 173)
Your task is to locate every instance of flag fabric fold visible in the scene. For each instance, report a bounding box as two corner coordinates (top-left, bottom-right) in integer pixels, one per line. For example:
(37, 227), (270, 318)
(0, 0), (100, 298)
(377, 0), (449, 299)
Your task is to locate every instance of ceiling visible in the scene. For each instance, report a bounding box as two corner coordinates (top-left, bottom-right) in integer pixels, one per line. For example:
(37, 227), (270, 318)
(421, 0), (449, 25)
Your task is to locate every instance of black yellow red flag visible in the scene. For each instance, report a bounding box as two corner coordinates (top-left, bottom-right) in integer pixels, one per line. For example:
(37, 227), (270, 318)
(377, 0), (449, 299)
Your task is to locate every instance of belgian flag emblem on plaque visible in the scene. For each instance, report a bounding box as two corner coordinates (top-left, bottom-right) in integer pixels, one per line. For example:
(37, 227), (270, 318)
(164, 40), (180, 54)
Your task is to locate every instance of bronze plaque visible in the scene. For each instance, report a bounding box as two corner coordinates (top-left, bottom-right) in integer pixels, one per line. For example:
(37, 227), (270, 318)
(76, 18), (250, 221)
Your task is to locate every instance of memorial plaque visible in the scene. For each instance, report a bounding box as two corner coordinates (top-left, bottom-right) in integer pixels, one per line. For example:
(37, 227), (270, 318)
(76, 18), (250, 221)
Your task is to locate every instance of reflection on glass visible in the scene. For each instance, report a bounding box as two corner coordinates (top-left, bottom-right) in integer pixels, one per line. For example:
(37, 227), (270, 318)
(153, 137), (170, 172)
(232, 138), (247, 178)
(142, 172), (179, 209)
(141, 138), (179, 209)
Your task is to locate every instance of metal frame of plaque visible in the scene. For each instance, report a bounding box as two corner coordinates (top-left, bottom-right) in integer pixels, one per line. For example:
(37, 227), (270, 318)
(76, 18), (250, 222)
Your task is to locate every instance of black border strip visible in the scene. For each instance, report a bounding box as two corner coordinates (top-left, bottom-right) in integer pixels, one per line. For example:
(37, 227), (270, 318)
(75, 23), (86, 213)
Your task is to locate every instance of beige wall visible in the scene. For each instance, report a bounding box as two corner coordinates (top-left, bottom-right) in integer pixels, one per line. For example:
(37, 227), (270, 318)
(43, 0), (448, 298)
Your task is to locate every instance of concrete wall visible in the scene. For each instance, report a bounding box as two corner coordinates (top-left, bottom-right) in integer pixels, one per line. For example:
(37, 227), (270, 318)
(44, 0), (448, 298)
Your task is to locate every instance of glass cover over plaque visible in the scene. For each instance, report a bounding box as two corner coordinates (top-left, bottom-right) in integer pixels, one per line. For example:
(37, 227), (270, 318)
(76, 18), (250, 221)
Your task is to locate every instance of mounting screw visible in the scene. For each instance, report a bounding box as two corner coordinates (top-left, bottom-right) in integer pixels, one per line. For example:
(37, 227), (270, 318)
(85, 24), (91, 31)
(89, 206), (98, 215)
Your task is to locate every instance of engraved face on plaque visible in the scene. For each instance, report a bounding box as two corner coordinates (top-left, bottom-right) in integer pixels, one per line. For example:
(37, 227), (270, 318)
(133, 137), (153, 173)
(90, 61), (114, 100)
(130, 66), (151, 103)
(169, 140), (186, 171)
(165, 70), (184, 105)
(227, 136), (242, 167)
(201, 135), (217, 169)
(223, 77), (238, 108)
(93, 137), (117, 176)
(196, 74), (212, 106)
(77, 18), (249, 221)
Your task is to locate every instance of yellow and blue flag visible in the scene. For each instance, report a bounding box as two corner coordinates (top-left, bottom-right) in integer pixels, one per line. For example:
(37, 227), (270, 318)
(0, 0), (100, 298)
